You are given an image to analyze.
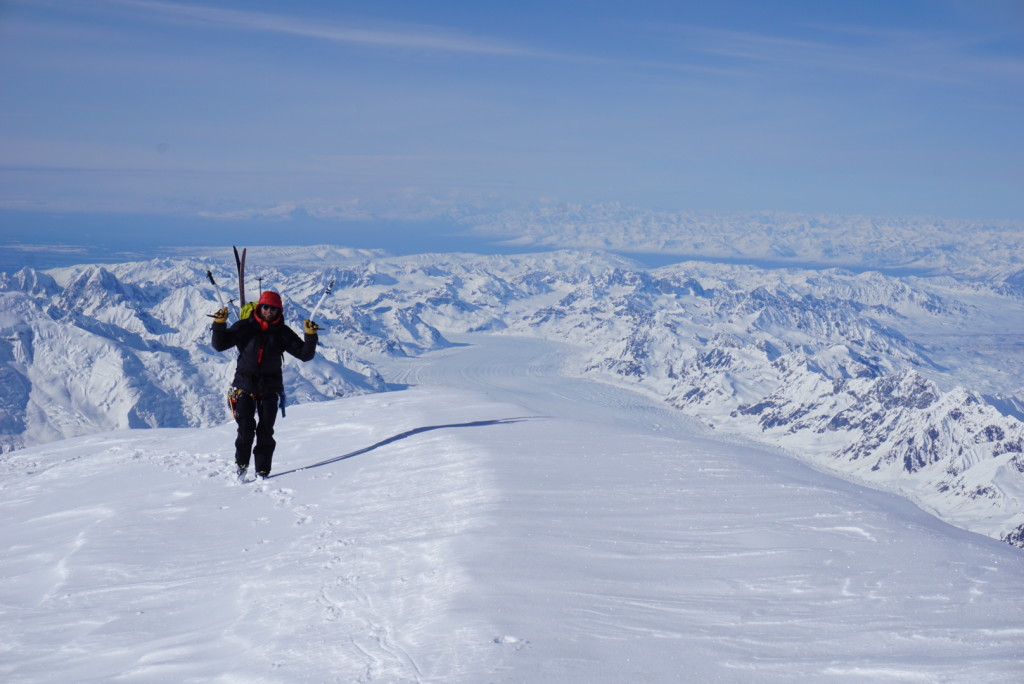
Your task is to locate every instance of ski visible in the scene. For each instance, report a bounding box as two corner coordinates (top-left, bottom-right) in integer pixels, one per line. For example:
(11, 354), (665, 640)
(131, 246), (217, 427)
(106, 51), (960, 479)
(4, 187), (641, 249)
(233, 246), (247, 307)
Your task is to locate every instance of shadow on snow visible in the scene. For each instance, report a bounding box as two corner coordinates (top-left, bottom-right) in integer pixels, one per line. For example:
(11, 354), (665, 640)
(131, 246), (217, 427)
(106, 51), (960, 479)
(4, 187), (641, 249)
(270, 417), (537, 478)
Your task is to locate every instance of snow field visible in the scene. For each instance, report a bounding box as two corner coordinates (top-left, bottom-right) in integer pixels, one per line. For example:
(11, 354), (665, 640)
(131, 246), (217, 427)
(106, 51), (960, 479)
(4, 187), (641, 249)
(1, 334), (1023, 682)
(447, 404), (1024, 683)
(0, 390), (506, 682)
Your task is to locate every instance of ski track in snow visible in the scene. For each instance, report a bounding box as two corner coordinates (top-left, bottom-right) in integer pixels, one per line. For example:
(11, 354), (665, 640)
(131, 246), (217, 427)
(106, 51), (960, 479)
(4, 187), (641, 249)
(1, 333), (1023, 682)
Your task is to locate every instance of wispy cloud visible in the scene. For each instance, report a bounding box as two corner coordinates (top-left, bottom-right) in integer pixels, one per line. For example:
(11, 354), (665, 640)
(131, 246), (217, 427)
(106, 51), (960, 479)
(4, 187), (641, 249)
(196, 202), (299, 221)
(98, 0), (551, 58)
(4, 0), (741, 81)
(91, 0), (732, 76)
(667, 22), (1024, 87)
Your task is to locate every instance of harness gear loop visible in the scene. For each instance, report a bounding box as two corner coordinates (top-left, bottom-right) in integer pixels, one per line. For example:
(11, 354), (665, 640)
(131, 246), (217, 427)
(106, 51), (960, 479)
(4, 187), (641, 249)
(227, 387), (271, 420)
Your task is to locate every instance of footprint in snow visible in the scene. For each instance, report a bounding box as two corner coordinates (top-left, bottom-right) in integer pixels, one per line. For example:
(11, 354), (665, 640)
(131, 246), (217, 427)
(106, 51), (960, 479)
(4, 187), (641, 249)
(493, 636), (529, 650)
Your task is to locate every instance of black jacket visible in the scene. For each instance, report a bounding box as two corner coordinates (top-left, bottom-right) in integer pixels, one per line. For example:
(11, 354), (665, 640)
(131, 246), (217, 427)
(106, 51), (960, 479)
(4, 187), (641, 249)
(211, 317), (317, 394)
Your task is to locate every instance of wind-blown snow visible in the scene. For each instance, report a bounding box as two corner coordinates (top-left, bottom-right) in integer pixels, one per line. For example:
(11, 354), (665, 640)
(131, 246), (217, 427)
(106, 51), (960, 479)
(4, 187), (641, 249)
(2, 335), (1023, 683)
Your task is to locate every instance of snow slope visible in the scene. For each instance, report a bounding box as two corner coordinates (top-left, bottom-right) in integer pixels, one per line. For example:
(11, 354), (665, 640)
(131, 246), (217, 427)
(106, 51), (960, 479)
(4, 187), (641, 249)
(2, 335), (1023, 683)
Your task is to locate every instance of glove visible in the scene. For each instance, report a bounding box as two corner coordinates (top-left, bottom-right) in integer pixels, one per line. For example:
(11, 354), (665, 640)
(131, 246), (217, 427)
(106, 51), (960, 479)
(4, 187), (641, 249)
(303, 319), (320, 335)
(210, 306), (228, 324)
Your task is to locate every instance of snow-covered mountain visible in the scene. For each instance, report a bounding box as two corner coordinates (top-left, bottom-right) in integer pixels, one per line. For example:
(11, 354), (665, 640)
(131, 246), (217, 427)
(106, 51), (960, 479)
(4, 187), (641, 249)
(0, 254), (390, 451)
(2, 246), (1023, 549)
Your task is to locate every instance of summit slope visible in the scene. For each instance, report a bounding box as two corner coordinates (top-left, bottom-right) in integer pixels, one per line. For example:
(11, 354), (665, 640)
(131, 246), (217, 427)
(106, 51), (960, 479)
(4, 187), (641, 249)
(2, 336), (1023, 683)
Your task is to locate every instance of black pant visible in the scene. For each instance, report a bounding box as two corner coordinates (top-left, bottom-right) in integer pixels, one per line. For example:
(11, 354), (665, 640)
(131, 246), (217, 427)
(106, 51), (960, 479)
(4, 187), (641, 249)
(234, 392), (279, 473)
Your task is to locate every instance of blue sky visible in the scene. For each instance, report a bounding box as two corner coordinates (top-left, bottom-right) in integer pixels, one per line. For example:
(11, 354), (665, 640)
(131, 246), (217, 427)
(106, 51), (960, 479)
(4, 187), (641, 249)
(1, 0), (1023, 235)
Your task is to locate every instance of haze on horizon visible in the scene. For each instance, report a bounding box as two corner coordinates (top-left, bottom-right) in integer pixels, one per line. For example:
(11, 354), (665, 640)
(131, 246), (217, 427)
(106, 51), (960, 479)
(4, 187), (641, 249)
(1, 0), (1023, 253)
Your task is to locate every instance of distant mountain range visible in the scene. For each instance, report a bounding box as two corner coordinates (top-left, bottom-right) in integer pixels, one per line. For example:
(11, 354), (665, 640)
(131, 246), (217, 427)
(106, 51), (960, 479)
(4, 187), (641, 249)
(465, 204), (1024, 279)
(2, 244), (1022, 547)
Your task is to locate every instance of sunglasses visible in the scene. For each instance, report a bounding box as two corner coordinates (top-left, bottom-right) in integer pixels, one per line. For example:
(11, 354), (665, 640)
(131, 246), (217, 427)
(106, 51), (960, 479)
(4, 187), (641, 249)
(259, 304), (281, 313)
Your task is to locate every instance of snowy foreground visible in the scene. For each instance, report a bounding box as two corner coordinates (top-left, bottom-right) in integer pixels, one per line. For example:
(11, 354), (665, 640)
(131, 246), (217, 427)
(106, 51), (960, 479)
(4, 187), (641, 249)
(2, 335), (1023, 683)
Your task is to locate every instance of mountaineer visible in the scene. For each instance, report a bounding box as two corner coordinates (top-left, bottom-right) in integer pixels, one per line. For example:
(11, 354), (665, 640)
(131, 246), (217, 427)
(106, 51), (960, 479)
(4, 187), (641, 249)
(210, 290), (318, 479)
